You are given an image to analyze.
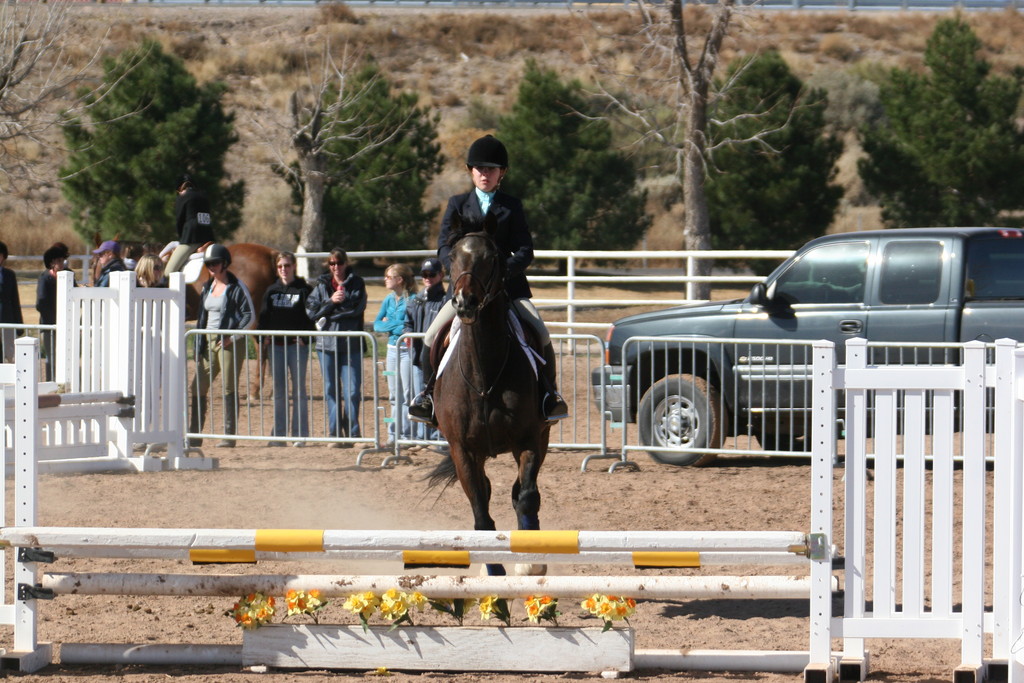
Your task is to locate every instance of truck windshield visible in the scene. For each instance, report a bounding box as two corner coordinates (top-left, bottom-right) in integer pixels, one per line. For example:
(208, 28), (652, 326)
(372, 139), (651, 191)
(966, 238), (1024, 299)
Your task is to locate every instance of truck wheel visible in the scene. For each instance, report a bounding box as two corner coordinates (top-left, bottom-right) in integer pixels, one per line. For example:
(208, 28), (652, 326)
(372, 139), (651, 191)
(637, 374), (721, 466)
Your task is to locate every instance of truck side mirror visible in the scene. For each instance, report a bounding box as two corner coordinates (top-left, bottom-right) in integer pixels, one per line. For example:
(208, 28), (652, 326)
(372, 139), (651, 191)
(749, 282), (770, 307)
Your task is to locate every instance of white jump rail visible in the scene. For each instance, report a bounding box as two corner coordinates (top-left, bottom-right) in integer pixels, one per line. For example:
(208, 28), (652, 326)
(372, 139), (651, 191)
(0, 338), (839, 679)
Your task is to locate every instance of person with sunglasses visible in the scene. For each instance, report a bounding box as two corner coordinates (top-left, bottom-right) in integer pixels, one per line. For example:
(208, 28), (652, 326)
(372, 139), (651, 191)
(259, 251), (314, 447)
(190, 244), (255, 449)
(409, 135), (568, 426)
(306, 248), (367, 446)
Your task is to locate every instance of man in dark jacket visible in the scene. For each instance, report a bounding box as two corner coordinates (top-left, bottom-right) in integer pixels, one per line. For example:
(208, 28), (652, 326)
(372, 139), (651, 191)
(0, 241), (23, 362)
(409, 135), (568, 425)
(166, 174), (215, 274)
(93, 240), (127, 288)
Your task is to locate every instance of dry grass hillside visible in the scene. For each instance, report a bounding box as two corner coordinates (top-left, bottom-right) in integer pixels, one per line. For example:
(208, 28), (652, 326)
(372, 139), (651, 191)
(5, 2), (1024, 259)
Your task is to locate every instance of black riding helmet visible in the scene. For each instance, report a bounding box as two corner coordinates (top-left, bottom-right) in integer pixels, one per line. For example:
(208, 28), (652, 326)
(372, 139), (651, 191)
(466, 135), (508, 169)
(203, 243), (231, 267)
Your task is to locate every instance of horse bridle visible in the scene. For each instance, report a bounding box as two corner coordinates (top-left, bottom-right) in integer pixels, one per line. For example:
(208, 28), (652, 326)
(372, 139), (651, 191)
(451, 232), (504, 321)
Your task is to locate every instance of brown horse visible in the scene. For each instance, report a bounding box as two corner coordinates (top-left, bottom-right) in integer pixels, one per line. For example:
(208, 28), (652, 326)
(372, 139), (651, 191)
(88, 237), (277, 320)
(428, 214), (550, 577)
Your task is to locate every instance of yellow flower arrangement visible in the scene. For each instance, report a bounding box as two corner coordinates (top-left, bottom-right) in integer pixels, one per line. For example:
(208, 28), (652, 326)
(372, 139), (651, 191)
(378, 588), (427, 629)
(477, 594), (512, 626)
(523, 595), (559, 625)
(342, 590), (382, 632)
(581, 594), (637, 632)
(228, 592), (276, 630)
(285, 589), (327, 623)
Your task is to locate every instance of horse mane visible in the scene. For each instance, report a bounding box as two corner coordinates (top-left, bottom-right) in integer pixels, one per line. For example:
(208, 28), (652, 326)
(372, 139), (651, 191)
(446, 211), (497, 251)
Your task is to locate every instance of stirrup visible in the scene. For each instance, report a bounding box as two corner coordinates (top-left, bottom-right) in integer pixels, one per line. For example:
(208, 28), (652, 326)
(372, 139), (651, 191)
(408, 393), (436, 426)
(543, 392), (569, 423)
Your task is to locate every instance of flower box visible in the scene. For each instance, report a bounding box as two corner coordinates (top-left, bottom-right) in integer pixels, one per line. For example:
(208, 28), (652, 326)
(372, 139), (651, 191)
(241, 624), (634, 672)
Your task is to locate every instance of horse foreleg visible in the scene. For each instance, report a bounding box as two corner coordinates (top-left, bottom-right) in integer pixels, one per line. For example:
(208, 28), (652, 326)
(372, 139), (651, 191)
(512, 443), (548, 577)
(451, 446), (505, 577)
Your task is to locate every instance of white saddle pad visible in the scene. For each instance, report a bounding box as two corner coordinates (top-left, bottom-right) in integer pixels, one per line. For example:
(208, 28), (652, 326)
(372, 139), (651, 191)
(181, 253), (206, 284)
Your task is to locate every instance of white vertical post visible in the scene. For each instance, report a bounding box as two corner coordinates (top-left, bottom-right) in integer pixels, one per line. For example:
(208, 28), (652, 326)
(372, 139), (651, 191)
(842, 337), (868, 669)
(806, 340), (836, 679)
(993, 340), (1017, 668)
(1008, 346), (1024, 683)
(55, 271), (75, 386)
(166, 272), (186, 459)
(110, 271), (136, 459)
(959, 341), (986, 676)
(13, 339), (38, 651)
(566, 254), (576, 338)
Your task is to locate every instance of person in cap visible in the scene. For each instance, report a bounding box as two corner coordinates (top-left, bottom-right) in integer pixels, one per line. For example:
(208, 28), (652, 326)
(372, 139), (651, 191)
(409, 134), (569, 425)
(190, 244), (255, 449)
(92, 240), (126, 287)
(166, 173), (214, 275)
(403, 257), (449, 442)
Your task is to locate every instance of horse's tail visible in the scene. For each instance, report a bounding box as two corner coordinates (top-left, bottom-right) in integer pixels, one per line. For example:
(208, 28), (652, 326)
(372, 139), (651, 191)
(425, 453), (458, 490)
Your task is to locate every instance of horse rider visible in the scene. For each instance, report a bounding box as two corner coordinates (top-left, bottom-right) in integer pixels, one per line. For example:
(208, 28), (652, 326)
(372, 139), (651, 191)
(165, 173), (215, 275)
(408, 134), (569, 426)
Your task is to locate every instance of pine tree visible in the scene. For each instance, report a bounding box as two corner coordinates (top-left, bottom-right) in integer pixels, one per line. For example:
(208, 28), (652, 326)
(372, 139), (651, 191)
(706, 51), (842, 269)
(859, 17), (1024, 228)
(498, 60), (649, 252)
(60, 39), (243, 243)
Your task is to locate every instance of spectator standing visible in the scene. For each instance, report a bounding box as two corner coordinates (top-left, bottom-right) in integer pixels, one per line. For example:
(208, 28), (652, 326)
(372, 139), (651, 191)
(166, 174), (214, 275)
(259, 251), (314, 447)
(189, 244), (254, 449)
(403, 257), (448, 441)
(0, 241), (23, 363)
(135, 254), (167, 288)
(374, 263), (417, 446)
(36, 246), (72, 381)
(93, 240), (127, 287)
(306, 248), (366, 446)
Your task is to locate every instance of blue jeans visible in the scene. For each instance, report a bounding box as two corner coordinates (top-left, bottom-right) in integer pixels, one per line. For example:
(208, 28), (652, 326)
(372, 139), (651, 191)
(386, 343), (415, 440)
(271, 342), (309, 438)
(318, 338), (362, 439)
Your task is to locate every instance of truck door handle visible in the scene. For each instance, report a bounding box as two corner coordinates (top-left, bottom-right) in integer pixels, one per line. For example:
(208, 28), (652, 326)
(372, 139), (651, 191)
(840, 320), (863, 334)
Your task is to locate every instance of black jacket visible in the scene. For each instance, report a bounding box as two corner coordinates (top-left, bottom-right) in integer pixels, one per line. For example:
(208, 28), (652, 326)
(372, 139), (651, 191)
(437, 190), (534, 300)
(174, 186), (215, 244)
(259, 277), (314, 343)
(306, 267), (367, 353)
(0, 267), (23, 325)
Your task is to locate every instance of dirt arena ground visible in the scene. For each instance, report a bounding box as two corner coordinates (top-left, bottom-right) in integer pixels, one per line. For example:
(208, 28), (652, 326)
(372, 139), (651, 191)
(1, 439), (985, 682)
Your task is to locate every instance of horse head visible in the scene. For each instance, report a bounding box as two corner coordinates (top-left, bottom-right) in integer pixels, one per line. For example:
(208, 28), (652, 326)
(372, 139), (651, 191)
(448, 213), (505, 323)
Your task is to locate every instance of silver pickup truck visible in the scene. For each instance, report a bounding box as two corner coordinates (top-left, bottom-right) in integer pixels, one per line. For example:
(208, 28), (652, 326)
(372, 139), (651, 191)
(592, 227), (1024, 465)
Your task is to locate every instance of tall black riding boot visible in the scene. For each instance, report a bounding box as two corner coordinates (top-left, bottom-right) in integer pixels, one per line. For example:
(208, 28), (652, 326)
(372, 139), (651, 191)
(540, 343), (569, 423)
(217, 393), (237, 448)
(188, 394), (205, 448)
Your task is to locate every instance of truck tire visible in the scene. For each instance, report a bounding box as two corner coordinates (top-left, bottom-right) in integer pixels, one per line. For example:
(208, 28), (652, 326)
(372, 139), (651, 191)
(637, 374), (721, 466)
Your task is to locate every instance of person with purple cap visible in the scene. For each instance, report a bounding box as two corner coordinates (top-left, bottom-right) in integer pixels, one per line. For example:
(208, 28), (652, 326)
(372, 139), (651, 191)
(93, 240), (126, 287)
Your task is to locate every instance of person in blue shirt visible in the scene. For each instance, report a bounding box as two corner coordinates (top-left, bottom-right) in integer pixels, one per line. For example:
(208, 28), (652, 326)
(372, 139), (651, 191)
(374, 263), (417, 445)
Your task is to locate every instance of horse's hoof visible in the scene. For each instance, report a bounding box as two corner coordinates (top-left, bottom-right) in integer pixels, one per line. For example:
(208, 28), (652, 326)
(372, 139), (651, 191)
(514, 563), (548, 577)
